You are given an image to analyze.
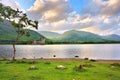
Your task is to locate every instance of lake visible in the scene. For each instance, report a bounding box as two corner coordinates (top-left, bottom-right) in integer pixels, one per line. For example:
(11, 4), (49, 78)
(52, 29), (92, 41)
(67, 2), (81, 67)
(0, 44), (120, 60)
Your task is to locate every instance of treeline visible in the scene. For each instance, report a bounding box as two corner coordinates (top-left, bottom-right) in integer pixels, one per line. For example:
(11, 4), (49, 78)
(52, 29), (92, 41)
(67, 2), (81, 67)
(45, 40), (120, 44)
(1, 39), (120, 44)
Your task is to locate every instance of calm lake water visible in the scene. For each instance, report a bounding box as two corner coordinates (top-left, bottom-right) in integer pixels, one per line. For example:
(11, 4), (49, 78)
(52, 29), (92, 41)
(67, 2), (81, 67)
(0, 44), (120, 60)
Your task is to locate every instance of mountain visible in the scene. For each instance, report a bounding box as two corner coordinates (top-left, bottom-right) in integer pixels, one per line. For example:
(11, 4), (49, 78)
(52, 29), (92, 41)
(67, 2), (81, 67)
(53, 30), (105, 43)
(0, 20), (44, 44)
(38, 31), (60, 39)
(1, 20), (120, 44)
(0, 20), (17, 40)
(102, 34), (120, 41)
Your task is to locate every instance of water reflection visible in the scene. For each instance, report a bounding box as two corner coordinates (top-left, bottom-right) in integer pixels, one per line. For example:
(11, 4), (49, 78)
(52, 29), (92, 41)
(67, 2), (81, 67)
(0, 44), (120, 60)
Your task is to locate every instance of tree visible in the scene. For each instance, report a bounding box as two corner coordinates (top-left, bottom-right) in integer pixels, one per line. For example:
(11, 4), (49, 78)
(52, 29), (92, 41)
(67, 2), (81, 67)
(12, 12), (38, 60)
(0, 3), (38, 60)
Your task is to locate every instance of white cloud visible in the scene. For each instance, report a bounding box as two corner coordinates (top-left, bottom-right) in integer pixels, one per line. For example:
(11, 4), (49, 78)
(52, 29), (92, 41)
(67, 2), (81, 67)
(27, 0), (73, 22)
(2, 0), (120, 35)
(72, 0), (120, 35)
(101, 0), (120, 16)
(80, 17), (92, 24)
(103, 18), (110, 24)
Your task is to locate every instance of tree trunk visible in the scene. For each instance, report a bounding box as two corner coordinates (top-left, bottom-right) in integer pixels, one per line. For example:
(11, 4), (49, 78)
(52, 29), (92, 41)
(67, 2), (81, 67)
(11, 26), (20, 61)
(12, 32), (20, 60)
(12, 43), (16, 60)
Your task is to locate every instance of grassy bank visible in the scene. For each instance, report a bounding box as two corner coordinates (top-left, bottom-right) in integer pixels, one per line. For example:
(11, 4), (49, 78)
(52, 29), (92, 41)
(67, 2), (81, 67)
(0, 59), (120, 80)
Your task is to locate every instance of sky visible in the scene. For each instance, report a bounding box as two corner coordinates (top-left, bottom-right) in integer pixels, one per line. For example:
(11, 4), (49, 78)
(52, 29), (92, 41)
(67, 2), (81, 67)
(15, 0), (35, 10)
(0, 0), (120, 35)
(16, 0), (86, 13)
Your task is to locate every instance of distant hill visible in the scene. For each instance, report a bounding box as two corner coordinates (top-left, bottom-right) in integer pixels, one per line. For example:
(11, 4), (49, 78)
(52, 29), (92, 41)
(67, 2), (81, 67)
(0, 20), (44, 44)
(39, 31), (60, 39)
(53, 30), (105, 43)
(102, 34), (120, 41)
(38, 30), (120, 43)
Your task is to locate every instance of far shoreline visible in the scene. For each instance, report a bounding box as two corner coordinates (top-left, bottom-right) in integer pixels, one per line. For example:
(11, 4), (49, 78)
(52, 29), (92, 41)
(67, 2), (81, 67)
(10, 58), (120, 63)
(1, 43), (120, 45)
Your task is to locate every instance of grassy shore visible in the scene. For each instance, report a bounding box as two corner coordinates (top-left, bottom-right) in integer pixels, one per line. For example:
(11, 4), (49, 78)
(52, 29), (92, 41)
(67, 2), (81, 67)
(0, 59), (120, 80)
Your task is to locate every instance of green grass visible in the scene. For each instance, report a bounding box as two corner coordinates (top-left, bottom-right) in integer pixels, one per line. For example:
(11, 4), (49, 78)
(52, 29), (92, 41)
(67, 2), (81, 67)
(0, 59), (120, 80)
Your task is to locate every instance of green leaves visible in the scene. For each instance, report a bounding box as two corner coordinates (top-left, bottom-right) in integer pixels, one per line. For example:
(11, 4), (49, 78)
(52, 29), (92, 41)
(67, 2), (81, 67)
(0, 3), (38, 30)
(11, 21), (19, 27)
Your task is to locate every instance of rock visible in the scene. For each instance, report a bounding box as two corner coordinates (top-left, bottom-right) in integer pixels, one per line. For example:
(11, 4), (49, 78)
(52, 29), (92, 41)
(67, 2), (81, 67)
(29, 65), (38, 70)
(22, 58), (27, 59)
(90, 59), (96, 62)
(53, 55), (56, 57)
(40, 57), (43, 59)
(84, 58), (89, 60)
(111, 66), (115, 69)
(56, 65), (66, 69)
(75, 56), (79, 58)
